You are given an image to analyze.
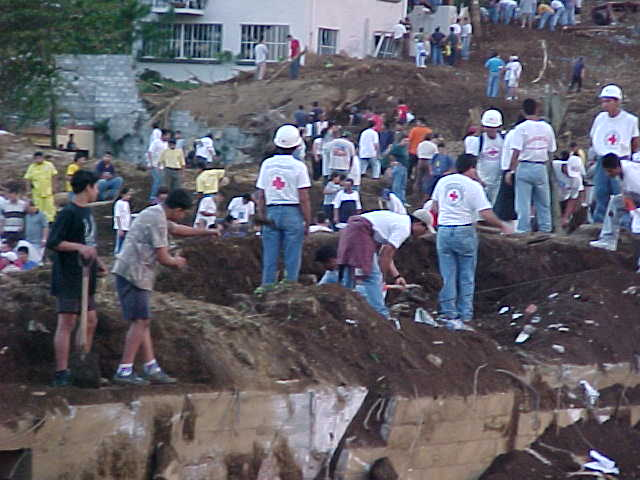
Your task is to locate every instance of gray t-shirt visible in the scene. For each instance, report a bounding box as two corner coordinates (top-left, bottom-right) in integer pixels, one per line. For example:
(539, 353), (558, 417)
(112, 204), (169, 290)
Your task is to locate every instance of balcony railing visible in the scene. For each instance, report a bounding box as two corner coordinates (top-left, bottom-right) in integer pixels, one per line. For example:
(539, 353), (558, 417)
(151, 0), (207, 15)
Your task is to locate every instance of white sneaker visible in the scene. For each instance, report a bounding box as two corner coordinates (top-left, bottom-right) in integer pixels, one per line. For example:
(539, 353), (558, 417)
(589, 239), (616, 251)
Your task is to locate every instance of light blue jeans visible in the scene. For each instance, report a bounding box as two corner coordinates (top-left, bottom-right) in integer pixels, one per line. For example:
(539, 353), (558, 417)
(149, 167), (162, 201)
(340, 253), (389, 318)
(360, 157), (381, 179)
(430, 45), (444, 65)
(515, 162), (552, 233)
(437, 226), (478, 321)
(392, 164), (407, 203)
(538, 11), (553, 29)
(501, 4), (516, 23)
(97, 177), (123, 201)
(549, 6), (565, 30)
(261, 205), (305, 286)
(593, 156), (621, 223)
(461, 36), (471, 60)
(486, 71), (501, 97)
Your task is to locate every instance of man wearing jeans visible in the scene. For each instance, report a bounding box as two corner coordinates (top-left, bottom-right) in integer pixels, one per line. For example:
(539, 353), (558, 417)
(359, 121), (381, 179)
(95, 152), (124, 202)
(147, 131), (168, 202)
(588, 85), (639, 223)
(255, 125), (311, 292)
(484, 52), (504, 98)
(506, 98), (557, 233)
(432, 154), (512, 326)
(337, 210), (431, 319)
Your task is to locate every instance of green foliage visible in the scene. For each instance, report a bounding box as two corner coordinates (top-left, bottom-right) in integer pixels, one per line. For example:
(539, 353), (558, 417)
(0, 0), (153, 125)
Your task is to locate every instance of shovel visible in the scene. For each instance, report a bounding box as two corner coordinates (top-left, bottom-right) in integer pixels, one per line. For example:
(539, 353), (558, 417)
(69, 261), (101, 388)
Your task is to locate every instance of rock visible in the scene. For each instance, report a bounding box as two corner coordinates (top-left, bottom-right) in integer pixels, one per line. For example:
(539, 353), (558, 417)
(369, 457), (398, 480)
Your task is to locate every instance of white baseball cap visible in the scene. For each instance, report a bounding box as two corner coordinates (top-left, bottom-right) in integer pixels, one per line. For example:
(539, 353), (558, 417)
(481, 109), (503, 128)
(599, 84), (622, 100)
(273, 124), (301, 148)
(411, 208), (436, 233)
(2, 251), (18, 262)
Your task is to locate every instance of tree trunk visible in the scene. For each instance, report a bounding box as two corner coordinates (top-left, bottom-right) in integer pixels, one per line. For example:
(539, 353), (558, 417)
(470, 0), (483, 40)
(49, 87), (58, 148)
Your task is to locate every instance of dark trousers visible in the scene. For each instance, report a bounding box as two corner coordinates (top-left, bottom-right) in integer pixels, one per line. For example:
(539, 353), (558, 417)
(569, 75), (582, 92)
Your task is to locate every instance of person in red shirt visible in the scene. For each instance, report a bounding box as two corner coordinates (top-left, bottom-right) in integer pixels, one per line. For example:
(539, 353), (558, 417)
(288, 35), (301, 79)
(396, 100), (409, 124)
(371, 112), (384, 132)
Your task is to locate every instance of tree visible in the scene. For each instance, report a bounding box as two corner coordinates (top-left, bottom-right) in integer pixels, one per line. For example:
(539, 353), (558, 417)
(0, 0), (154, 142)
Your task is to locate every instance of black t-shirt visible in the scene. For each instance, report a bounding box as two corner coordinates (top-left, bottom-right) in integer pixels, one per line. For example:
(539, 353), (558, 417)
(47, 203), (98, 298)
(431, 32), (445, 46)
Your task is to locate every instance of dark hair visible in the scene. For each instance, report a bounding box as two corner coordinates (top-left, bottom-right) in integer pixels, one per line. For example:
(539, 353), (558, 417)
(242, 193), (252, 201)
(320, 128), (329, 137)
(329, 172), (340, 180)
(456, 153), (478, 173)
(490, 51), (498, 57)
(312, 101), (319, 107)
(522, 98), (537, 116)
(157, 186), (170, 195)
(569, 142), (578, 148)
(559, 150), (570, 160)
(437, 142), (445, 148)
(314, 245), (337, 263)
(73, 151), (87, 162)
(344, 178), (354, 185)
(71, 170), (100, 194)
(7, 182), (21, 194)
(168, 139), (176, 145)
(274, 146), (298, 155)
(175, 130), (182, 134)
(602, 153), (621, 170)
(17, 246), (29, 254)
(316, 211), (328, 223)
(298, 105), (304, 110)
(165, 188), (193, 210)
(34, 151), (43, 158)
(152, 123), (160, 129)
(117, 186), (130, 200)
(366, 120), (376, 129)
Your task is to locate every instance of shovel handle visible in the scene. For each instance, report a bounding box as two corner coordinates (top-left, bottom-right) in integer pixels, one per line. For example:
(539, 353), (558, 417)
(75, 264), (91, 353)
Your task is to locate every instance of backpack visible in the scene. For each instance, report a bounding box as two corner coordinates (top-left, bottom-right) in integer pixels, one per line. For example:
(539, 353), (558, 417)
(477, 131), (506, 155)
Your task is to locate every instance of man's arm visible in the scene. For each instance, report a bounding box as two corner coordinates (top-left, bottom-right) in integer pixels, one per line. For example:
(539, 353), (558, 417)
(41, 224), (49, 246)
(479, 208), (513, 234)
(256, 189), (265, 217)
(378, 244), (405, 286)
(168, 222), (219, 237)
(631, 136), (639, 154)
(51, 241), (97, 260)
(155, 246), (187, 268)
(299, 187), (311, 228)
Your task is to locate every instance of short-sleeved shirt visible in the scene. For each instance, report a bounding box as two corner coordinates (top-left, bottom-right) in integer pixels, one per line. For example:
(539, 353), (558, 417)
(590, 110), (639, 158)
(227, 197), (255, 223)
(433, 173), (492, 225)
(485, 56), (505, 73)
(431, 153), (453, 176)
(24, 161), (58, 197)
(194, 196), (217, 228)
(66, 163), (80, 192)
(112, 204), (169, 291)
(359, 128), (380, 158)
(255, 43), (269, 63)
(147, 139), (168, 168)
(466, 133), (505, 163)
(389, 144), (410, 168)
(195, 137), (215, 160)
(408, 126), (433, 155)
(392, 23), (407, 39)
(461, 23), (473, 36)
(333, 190), (362, 210)
(256, 155), (311, 205)
(24, 210), (48, 244)
(620, 160), (640, 195)
(327, 138), (356, 171)
(96, 160), (116, 177)
(360, 210), (411, 249)
(512, 119), (557, 163)
(113, 199), (131, 231)
(386, 192), (407, 215)
(159, 149), (185, 169)
(47, 202), (97, 297)
(323, 182), (342, 205)
(0, 199), (27, 233)
(417, 140), (438, 160)
(196, 169), (225, 194)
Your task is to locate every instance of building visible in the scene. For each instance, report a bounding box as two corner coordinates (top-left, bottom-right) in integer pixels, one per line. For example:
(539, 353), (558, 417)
(139, 0), (410, 81)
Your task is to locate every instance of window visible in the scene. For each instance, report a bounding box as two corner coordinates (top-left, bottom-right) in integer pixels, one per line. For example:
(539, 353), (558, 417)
(239, 25), (289, 62)
(318, 28), (338, 55)
(373, 33), (394, 58)
(152, 0), (207, 8)
(143, 23), (222, 60)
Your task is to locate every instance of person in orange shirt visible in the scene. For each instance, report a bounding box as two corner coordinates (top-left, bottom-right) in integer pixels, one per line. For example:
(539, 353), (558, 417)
(408, 118), (433, 180)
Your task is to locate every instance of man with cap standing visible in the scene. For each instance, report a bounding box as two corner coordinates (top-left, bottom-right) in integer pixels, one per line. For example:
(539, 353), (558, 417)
(504, 55), (522, 101)
(432, 154), (513, 327)
(465, 110), (505, 204)
(255, 125), (311, 293)
(588, 84), (639, 224)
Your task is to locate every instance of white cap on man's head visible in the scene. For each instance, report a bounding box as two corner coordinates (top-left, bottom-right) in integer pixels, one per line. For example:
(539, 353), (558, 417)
(599, 84), (622, 100)
(411, 209), (436, 233)
(481, 109), (503, 128)
(273, 124), (301, 148)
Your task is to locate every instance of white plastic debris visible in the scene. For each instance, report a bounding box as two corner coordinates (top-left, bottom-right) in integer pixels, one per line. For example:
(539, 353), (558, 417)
(515, 325), (536, 344)
(530, 316), (542, 324)
(345, 319), (358, 325)
(558, 327), (570, 332)
(573, 294), (582, 299)
(499, 306), (510, 315)
(622, 285), (639, 295)
(512, 313), (524, 320)
(427, 354), (443, 368)
(392, 318), (401, 330)
(579, 380), (600, 407)
(432, 341), (444, 345)
(552, 344), (565, 354)
(548, 292), (559, 299)
(583, 450), (619, 475)
(414, 307), (438, 327)
(0, 346), (8, 355)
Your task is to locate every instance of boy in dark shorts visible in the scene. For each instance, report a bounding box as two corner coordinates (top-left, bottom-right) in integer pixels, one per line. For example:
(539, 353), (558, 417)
(111, 188), (219, 385)
(47, 170), (107, 386)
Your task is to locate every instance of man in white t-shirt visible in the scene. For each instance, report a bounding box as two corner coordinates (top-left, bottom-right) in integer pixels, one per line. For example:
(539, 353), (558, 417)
(381, 189), (407, 215)
(195, 134), (216, 169)
(255, 125), (311, 292)
(336, 209), (432, 319)
(506, 99), (557, 233)
(504, 56), (522, 101)
(359, 121), (381, 179)
(466, 109), (505, 204)
(327, 131), (356, 175)
(254, 37), (269, 81)
(416, 133), (438, 194)
(590, 154), (640, 251)
(147, 130), (168, 202)
(589, 85), (640, 223)
(432, 154), (512, 325)
(392, 20), (407, 58)
(552, 152), (585, 228)
(460, 19), (472, 60)
(194, 195), (217, 229)
(227, 193), (255, 224)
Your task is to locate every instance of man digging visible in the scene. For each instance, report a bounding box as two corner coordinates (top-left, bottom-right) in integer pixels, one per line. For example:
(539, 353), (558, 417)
(111, 188), (218, 385)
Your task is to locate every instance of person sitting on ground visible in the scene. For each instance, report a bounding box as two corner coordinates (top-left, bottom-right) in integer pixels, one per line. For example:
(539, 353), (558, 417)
(17, 246), (38, 271)
(95, 152), (124, 201)
(65, 152), (87, 199)
(315, 245), (339, 284)
(0, 183), (27, 243)
(309, 212), (333, 234)
(194, 190), (217, 229)
(0, 251), (22, 273)
(381, 188), (407, 215)
(333, 178), (362, 225)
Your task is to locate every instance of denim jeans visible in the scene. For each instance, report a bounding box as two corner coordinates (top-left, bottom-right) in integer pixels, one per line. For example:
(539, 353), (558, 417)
(114, 231), (127, 255)
(261, 205), (305, 286)
(436, 226), (478, 321)
(549, 7), (564, 30)
(538, 11), (553, 29)
(489, 6), (500, 23)
(565, 5), (576, 25)
(486, 71), (501, 97)
(515, 162), (552, 233)
(289, 57), (301, 79)
(149, 167), (162, 201)
(97, 176), (123, 201)
(340, 253), (389, 318)
(501, 4), (515, 23)
(461, 36), (471, 60)
(360, 157), (381, 179)
(430, 45), (443, 65)
(392, 164), (407, 203)
(593, 156), (621, 223)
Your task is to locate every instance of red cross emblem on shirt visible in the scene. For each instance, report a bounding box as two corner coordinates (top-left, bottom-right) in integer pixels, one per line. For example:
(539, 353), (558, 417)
(449, 191), (459, 201)
(272, 176), (286, 190)
(607, 133), (618, 145)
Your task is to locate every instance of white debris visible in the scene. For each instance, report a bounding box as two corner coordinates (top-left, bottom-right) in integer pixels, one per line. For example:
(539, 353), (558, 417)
(552, 344), (566, 354)
(579, 380), (600, 407)
(622, 285), (639, 295)
(573, 294), (582, 299)
(515, 325), (536, 344)
(432, 341), (444, 345)
(414, 307), (438, 327)
(583, 450), (619, 475)
(558, 327), (571, 332)
(530, 316), (542, 324)
(499, 306), (510, 314)
(512, 313), (524, 320)
(345, 319), (358, 325)
(427, 354), (443, 368)
(548, 292), (559, 299)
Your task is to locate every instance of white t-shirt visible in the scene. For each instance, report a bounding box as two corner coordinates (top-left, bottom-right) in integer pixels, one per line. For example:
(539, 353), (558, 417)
(432, 173), (492, 225)
(255, 43), (269, 63)
(309, 224), (333, 233)
(256, 155), (311, 204)
(194, 196), (217, 228)
(328, 138), (356, 171)
(512, 119), (557, 163)
(449, 23), (462, 35)
(501, 129), (517, 170)
(392, 23), (407, 40)
(348, 154), (361, 186)
(621, 160), (640, 194)
(148, 128), (161, 147)
(386, 192), (407, 214)
(504, 61), (522, 86)
(148, 138), (168, 168)
(589, 110), (640, 158)
(464, 135), (478, 154)
(461, 23), (473, 37)
(196, 137), (215, 160)
(312, 137), (323, 156)
(551, 0), (563, 9)
(552, 157), (584, 199)
(333, 190), (362, 210)
(466, 133), (504, 162)
(361, 210), (411, 249)
(113, 199), (131, 231)
(359, 128), (380, 159)
(227, 197), (255, 223)
(417, 140), (438, 160)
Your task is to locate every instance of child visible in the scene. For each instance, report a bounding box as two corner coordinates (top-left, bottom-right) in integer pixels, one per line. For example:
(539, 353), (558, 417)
(23, 199), (49, 264)
(323, 173), (345, 221)
(0, 251), (22, 273)
(113, 187), (132, 254)
(332, 178), (362, 225)
(65, 152), (87, 200)
(194, 193), (217, 229)
(17, 246), (38, 271)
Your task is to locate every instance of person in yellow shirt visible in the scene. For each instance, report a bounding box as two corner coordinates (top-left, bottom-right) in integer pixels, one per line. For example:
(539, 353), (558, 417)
(65, 152), (88, 199)
(159, 139), (186, 191)
(24, 152), (58, 222)
(196, 164), (226, 196)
